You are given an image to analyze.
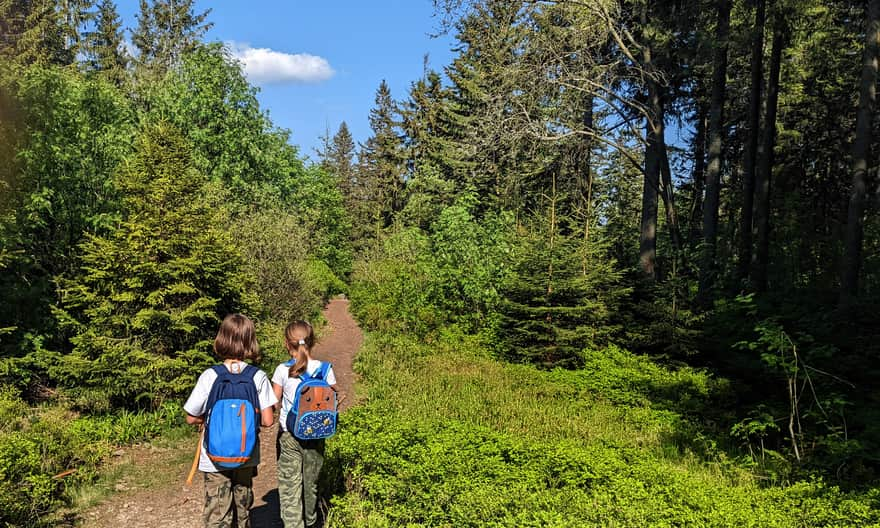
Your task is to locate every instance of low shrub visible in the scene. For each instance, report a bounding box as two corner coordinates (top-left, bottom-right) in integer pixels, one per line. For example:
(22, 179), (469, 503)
(0, 386), (186, 527)
(323, 332), (880, 527)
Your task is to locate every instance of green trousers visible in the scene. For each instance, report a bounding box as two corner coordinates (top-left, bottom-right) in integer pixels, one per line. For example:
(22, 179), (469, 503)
(277, 432), (325, 528)
(203, 467), (254, 528)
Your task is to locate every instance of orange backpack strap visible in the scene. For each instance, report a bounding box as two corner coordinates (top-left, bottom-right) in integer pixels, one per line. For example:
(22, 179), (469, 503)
(185, 427), (204, 486)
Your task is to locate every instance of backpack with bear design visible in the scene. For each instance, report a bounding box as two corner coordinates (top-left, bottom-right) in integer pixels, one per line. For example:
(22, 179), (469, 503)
(285, 360), (337, 440)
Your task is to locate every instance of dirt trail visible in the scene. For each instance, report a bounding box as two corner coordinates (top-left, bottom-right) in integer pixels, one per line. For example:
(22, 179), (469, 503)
(79, 298), (362, 528)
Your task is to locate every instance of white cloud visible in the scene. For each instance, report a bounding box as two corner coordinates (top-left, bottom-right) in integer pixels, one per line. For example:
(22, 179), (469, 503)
(227, 42), (334, 85)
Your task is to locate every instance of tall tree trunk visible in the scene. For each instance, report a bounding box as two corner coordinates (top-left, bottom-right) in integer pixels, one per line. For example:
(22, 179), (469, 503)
(841, 0), (880, 304)
(753, 14), (785, 292)
(640, 5), (661, 281)
(641, 96), (661, 281)
(580, 97), (594, 212)
(689, 103), (707, 244)
(581, 97), (595, 275)
(737, 0), (766, 284)
(699, 0), (732, 302)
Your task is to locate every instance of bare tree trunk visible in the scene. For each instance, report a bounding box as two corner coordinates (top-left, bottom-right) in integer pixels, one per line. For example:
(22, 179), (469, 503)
(640, 5), (660, 281)
(582, 98), (595, 275)
(641, 96), (661, 281)
(689, 103), (707, 244)
(841, 0), (880, 304)
(580, 97), (594, 212)
(738, 0), (766, 284)
(699, 0), (732, 302)
(753, 15), (785, 292)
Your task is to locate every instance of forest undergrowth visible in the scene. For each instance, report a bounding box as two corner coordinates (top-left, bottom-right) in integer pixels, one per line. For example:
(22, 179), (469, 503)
(320, 329), (880, 527)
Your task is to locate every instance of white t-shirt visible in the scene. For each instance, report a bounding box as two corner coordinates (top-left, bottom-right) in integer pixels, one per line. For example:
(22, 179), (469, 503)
(272, 359), (337, 432)
(183, 361), (278, 472)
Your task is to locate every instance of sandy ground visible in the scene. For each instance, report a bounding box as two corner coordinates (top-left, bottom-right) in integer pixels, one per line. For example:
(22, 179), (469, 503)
(77, 298), (362, 528)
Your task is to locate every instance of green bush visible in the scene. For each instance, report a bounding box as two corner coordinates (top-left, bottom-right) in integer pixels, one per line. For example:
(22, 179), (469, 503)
(0, 386), (185, 527)
(328, 410), (880, 527)
(235, 210), (326, 323)
(324, 332), (880, 527)
(305, 259), (347, 301)
(52, 122), (256, 409)
(554, 344), (728, 414)
(350, 200), (512, 338)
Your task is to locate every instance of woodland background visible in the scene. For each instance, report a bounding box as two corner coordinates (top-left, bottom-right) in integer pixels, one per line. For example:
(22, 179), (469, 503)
(1, 0), (880, 525)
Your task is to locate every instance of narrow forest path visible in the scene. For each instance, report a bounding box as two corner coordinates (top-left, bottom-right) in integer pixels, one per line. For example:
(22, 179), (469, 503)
(78, 298), (363, 528)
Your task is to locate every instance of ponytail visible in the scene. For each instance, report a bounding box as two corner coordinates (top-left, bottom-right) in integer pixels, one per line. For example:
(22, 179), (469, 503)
(285, 320), (314, 377)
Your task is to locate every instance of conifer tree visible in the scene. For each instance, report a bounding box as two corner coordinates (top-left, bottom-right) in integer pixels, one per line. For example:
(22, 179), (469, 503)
(54, 122), (254, 407)
(398, 70), (465, 227)
(84, 0), (129, 84)
(131, 0), (212, 73)
(325, 121), (357, 201)
(0, 0), (66, 65)
(400, 69), (471, 184)
(499, 201), (627, 368)
(359, 80), (406, 230)
(58, 0), (96, 63)
(441, 0), (528, 204)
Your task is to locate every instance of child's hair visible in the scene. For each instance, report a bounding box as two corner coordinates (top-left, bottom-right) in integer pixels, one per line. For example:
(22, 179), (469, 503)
(214, 314), (260, 362)
(285, 320), (314, 377)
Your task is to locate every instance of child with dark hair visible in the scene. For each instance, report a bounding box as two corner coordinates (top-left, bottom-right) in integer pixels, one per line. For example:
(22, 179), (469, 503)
(272, 320), (337, 528)
(184, 314), (277, 528)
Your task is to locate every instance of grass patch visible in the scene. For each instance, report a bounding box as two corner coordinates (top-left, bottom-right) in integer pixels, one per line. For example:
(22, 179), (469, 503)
(322, 332), (880, 527)
(63, 432), (196, 513)
(0, 385), (191, 527)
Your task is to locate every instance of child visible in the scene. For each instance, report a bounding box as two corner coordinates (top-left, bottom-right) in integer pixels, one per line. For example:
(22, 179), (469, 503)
(272, 320), (337, 528)
(184, 314), (277, 528)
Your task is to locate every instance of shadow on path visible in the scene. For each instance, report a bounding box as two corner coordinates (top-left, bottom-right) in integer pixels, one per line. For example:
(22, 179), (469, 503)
(250, 488), (282, 527)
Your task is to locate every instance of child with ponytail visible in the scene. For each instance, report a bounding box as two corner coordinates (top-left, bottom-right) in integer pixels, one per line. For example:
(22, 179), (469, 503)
(271, 320), (337, 528)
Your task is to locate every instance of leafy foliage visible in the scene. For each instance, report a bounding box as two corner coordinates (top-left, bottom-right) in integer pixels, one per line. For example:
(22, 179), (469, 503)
(52, 122), (255, 409)
(0, 385), (185, 527)
(235, 209), (343, 324)
(145, 44), (301, 207)
(0, 65), (133, 359)
(350, 198), (512, 338)
(323, 332), (880, 527)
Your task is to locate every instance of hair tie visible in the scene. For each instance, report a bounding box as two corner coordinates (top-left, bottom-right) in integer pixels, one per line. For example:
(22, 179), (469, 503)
(298, 339), (306, 346)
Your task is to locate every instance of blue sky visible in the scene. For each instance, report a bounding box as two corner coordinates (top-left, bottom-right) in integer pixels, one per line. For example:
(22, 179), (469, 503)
(115, 1), (456, 160)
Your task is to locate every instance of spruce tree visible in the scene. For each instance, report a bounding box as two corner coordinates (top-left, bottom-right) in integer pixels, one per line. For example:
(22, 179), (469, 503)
(398, 71), (465, 228)
(84, 0), (128, 84)
(0, 0), (66, 65)
(326, 121), (357, 201)
(499, 206), (627, 368)
(358, 80), (406, 230)
(59, 0), (96, 64)
(54, 122), (254, 408)
(400, 70), (471, 184)
(132, 0), (212, 73)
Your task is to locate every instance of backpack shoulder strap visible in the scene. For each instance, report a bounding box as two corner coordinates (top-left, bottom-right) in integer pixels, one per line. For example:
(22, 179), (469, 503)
(241, 364), (258, 380)
(205, 365), (230, 411)
(239, 364), (261, 408)
(316, 361), (331, 380)
(210, 364), (228, 379)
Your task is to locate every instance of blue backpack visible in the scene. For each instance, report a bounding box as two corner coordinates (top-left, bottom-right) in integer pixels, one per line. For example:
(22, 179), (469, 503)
(285, 361), (338, 440)
(204, 364), (261, 468)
